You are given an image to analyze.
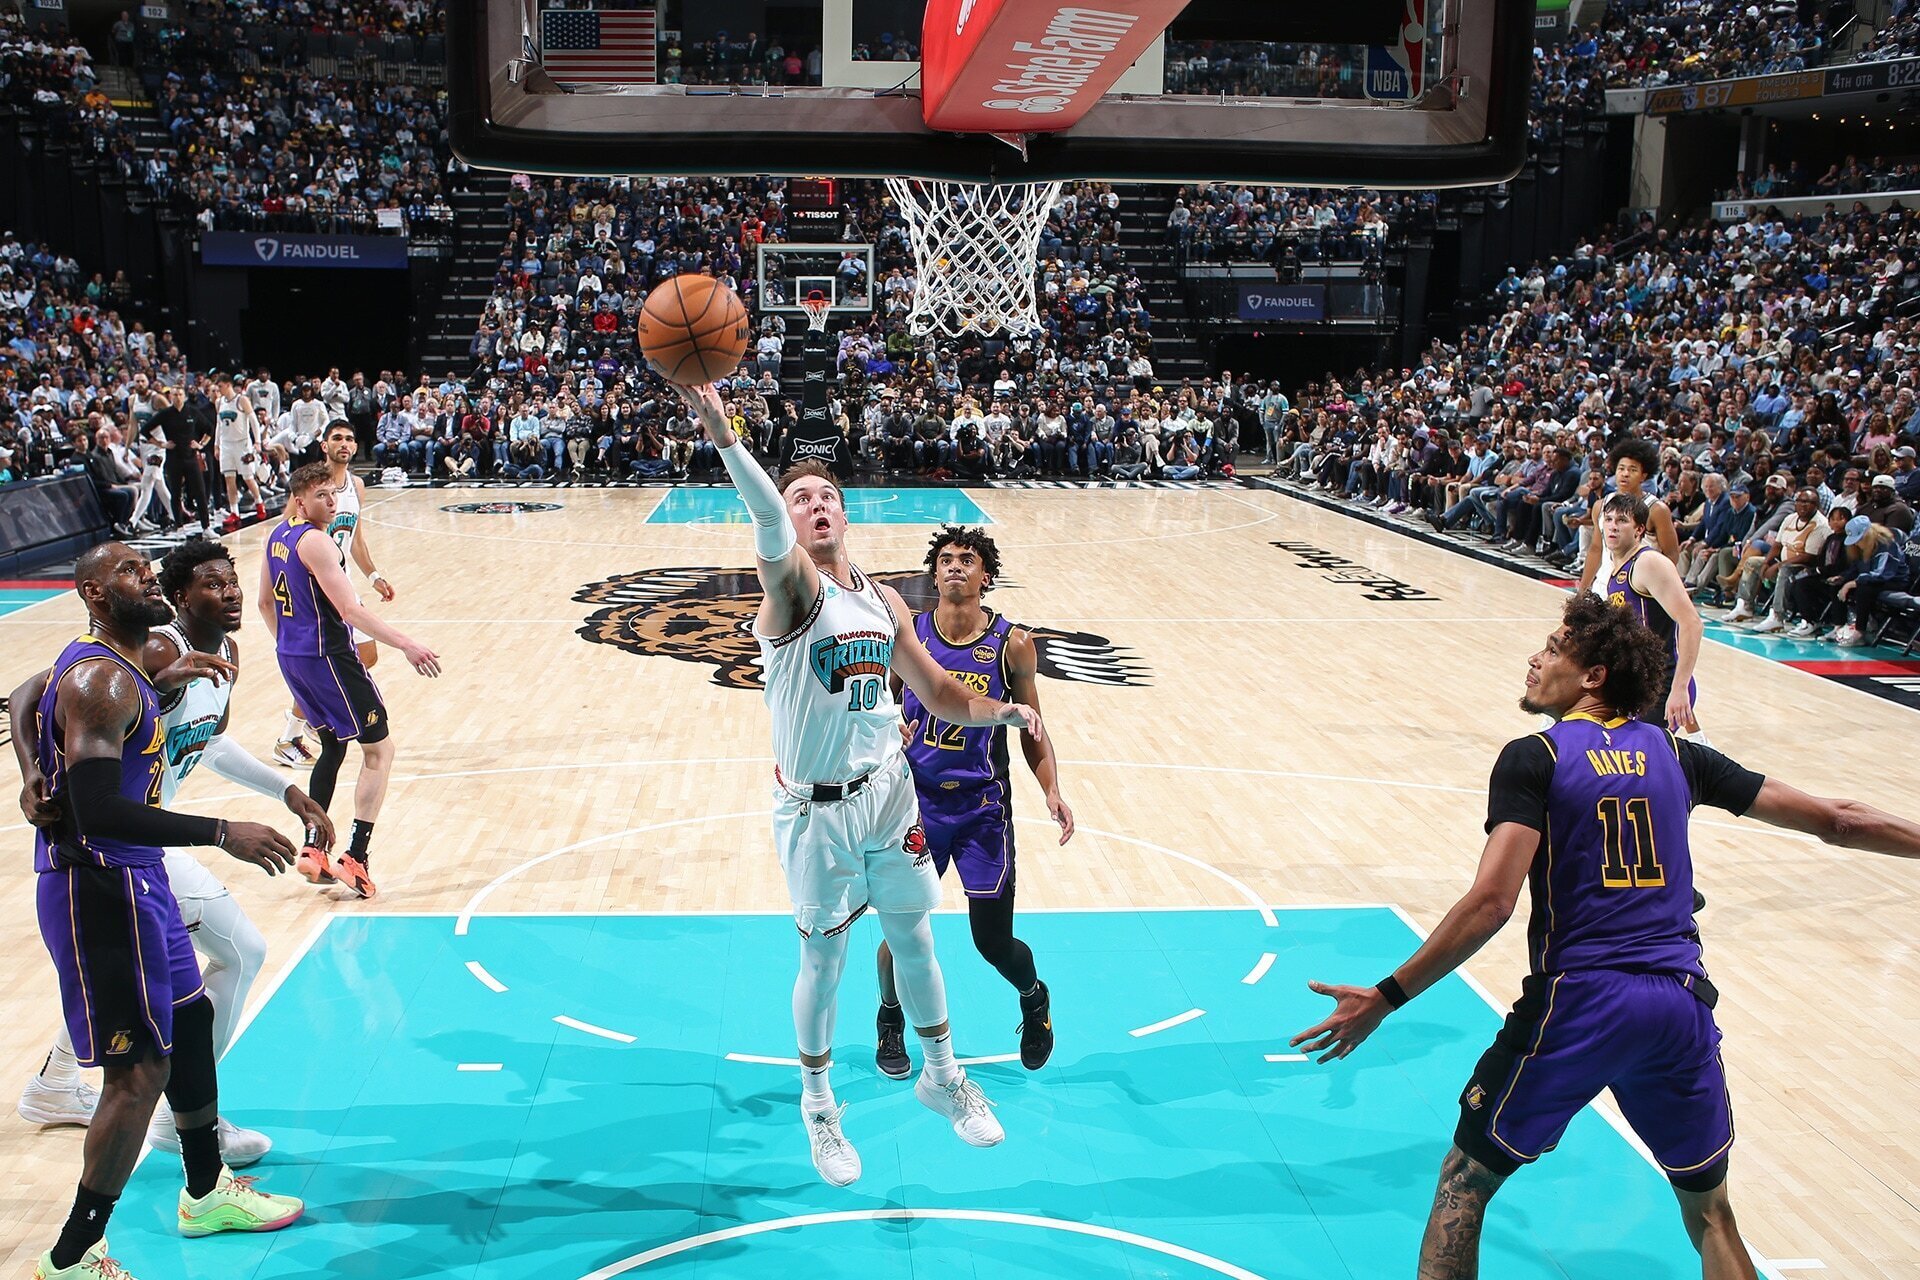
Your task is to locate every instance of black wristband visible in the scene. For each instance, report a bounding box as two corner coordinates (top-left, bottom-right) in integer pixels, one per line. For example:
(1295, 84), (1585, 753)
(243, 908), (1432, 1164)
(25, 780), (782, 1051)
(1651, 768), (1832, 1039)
(1376, 975), (1410, 1009)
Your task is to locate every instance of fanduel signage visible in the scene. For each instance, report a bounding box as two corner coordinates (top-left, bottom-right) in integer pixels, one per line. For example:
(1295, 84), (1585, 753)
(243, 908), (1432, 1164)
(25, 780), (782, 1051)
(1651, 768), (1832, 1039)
(1237, 284), (1326, 322)
(200, 232), (409, 270)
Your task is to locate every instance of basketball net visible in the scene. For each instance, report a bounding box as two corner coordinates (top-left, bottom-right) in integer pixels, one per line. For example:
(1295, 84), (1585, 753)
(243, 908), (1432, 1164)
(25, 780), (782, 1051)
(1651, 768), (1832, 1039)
(883, 177), (1064, 338)
(800, 294), (833, 333)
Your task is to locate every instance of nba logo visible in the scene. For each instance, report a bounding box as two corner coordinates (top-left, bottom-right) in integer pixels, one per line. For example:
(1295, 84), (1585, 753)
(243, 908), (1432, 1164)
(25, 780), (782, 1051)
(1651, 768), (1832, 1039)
(1364, 0), (1427, 102)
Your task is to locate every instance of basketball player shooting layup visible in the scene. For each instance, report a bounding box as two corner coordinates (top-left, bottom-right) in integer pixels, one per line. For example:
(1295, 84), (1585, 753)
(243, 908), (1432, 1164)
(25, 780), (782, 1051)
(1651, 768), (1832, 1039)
(672, 381), (1043, 1188)
(875, 526), (1074, 1080)
(1291, 594), (1920, 1280)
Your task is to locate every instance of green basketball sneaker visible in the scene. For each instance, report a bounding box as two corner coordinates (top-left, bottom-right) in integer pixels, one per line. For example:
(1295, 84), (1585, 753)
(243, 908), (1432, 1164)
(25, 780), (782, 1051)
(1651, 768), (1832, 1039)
(177, 1166), (304, 1238)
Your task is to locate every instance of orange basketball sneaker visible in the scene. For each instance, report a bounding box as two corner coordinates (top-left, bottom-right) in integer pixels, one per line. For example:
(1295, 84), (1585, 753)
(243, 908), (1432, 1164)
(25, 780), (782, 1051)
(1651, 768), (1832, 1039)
(332, 853), (377, 900)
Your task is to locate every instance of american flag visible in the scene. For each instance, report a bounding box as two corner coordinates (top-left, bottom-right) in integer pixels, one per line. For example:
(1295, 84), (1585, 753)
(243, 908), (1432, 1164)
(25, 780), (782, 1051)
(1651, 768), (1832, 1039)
(540, 9), (657, 86)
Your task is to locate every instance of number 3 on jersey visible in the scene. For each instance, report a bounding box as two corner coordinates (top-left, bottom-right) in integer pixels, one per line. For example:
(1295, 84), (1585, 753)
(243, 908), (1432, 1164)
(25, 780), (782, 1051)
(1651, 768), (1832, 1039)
(844, 675), (882, 711)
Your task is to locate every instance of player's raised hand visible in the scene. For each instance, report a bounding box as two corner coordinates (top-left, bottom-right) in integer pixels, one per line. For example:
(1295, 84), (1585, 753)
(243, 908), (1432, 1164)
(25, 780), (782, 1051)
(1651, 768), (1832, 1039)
(153, 648), (237, 693)
(218, 820), (297, 876)
(400, 637), (441, 677)
(1289, 980), (1391, 1063)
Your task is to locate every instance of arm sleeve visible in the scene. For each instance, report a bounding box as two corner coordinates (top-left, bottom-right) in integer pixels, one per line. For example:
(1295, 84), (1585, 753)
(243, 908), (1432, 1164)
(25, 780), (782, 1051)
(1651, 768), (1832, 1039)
(717, 441), (797, 562)
(67, 757), (222, 847)
(1675, 738), (1766, 816)
(201, 735), (293, 803)
(1484, 734), (1555, 834)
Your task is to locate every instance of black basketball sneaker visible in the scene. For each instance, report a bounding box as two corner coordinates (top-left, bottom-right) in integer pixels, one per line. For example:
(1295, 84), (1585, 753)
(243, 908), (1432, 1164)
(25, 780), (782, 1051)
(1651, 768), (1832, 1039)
(875, 1003), (911, 1080)
(1018, 981), (1053, 1070)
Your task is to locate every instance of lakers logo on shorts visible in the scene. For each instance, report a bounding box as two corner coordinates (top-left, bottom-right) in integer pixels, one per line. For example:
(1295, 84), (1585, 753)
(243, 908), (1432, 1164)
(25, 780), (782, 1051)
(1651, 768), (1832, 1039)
(903, 824), (931, 867)
(1466, 1083), (1486, 1111)
(108, 1031), (133, 1056)
(366, 709), (380, 727)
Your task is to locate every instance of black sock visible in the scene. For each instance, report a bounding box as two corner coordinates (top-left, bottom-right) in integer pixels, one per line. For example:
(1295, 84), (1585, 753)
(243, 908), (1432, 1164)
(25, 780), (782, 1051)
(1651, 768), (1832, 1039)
(1020, 979), (1047, 1007)
(51, 1183), (117, 1269)
(349, 819), (374, 864)
(878, 999), (903, 1026)
(179, 1121), (223, 1199)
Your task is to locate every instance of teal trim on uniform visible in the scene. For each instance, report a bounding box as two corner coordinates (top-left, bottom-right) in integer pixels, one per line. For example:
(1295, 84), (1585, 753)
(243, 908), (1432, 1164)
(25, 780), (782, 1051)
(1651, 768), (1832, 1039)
(103, 909), (1705, 1278)
(649, 487), (991, 525)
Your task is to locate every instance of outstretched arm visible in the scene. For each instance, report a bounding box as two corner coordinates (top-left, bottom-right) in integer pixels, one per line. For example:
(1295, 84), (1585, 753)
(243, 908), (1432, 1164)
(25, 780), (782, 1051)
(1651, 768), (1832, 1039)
(1005, 628), (1073, 843)
(348, 477), (394, 601)
(298, 531), (440, 675)
(671, 382), (818, 633)
(1290, 822), (1535, 1062)
(1744, 777), (1920, 858)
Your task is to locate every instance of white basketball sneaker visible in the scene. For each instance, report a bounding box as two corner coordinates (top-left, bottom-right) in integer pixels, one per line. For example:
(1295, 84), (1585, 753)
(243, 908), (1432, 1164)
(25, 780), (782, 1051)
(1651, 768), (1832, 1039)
(915, 1067), (1003, 1147)
(18, 1076), (99, 1126)
(147, 1102), (272, 1168)
(806, 1103), (861, 1187)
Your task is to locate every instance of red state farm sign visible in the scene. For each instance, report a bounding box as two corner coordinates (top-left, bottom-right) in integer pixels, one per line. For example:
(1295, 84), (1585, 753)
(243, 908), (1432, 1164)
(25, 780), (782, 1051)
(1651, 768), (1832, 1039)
(919, 0), (1186, 134)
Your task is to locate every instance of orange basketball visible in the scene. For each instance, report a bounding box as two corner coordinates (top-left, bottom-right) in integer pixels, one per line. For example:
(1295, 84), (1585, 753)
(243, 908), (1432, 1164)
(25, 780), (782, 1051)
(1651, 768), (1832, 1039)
(636, 274), (750, 386)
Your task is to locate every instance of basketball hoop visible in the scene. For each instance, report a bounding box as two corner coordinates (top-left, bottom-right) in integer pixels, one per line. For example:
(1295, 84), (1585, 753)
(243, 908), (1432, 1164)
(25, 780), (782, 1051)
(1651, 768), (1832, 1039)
(800, 291), (833, 333)
(883, 177), (1063, 338)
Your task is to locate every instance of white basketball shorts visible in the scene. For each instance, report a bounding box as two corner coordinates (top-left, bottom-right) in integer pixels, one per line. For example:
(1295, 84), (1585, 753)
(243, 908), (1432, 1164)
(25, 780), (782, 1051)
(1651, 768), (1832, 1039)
(771, 757), (939, 937)
(162, 848), (229, 930)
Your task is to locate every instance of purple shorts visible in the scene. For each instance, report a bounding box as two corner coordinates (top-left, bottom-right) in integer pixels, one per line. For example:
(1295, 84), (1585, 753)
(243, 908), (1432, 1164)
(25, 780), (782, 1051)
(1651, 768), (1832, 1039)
(919, 784), (1014, 899)
(1456, 969), (1733, 1189)
(36, 862), (204, 1066)
(278, 649), (388, 742)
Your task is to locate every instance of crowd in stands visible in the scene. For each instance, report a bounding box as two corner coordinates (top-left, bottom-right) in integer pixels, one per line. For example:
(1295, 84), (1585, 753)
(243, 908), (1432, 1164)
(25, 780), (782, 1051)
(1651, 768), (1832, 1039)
(1596, 0), (1838, 87)
(1164, 185), (1433, 268)
(1725, 154), (1920, 200)
(1265, 201), (1920, 647)
(421, 173), (1233, 483)
(1856, 0), (1920, 60)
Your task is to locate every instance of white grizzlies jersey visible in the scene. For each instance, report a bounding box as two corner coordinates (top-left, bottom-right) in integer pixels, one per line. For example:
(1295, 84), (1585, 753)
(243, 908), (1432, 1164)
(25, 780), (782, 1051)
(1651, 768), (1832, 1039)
(215, 394), (251, 439)
(326, 471), (360, 565)
(757, 564), (905, 786)
(152, 623), (236, 806)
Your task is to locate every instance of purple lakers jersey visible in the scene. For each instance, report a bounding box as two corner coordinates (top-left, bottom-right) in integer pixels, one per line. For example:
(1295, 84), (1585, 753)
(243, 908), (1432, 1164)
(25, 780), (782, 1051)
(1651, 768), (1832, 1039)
(1512, 714), (1703, 978)
(902, 610), (1014, 794)
(1606, 547), (1678, 672)
(34, 636), (167, 871)
(267, 518), (354, 657)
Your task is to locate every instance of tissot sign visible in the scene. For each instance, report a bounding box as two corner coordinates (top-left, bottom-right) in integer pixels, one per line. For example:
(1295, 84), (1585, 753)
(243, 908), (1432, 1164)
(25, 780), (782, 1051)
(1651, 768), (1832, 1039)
(200, 232), (408, 270)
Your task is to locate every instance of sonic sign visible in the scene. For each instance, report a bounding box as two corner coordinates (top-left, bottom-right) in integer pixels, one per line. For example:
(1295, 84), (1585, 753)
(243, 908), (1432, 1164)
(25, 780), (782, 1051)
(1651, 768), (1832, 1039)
(1364, 0), (1427, 102)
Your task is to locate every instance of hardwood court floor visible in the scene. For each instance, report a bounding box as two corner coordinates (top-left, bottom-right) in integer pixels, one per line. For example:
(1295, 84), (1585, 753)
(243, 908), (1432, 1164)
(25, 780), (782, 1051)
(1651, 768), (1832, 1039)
(0, 483), (1914, 1276)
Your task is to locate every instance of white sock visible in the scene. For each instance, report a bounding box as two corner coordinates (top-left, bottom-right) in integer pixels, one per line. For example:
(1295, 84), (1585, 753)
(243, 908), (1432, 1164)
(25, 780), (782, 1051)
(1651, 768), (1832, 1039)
(282, 710), (304, 741)
(41, 1032), (80, 1089)
(801, 1062), (834, 1112)
(919, 1031), (958, 1087)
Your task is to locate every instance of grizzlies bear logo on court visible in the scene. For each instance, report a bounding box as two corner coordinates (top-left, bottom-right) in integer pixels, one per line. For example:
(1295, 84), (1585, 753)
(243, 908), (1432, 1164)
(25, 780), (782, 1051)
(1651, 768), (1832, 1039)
(574, 567), (1152, 690)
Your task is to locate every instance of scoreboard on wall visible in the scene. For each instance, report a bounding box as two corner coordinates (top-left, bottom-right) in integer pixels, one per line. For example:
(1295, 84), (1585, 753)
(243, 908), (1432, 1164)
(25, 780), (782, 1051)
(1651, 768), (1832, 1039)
(787, 177), (843, 241)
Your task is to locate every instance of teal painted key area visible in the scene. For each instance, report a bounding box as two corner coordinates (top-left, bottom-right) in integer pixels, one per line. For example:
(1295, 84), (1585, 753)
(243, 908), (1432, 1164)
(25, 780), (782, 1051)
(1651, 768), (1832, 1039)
(104, 908), (1705, 1278)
